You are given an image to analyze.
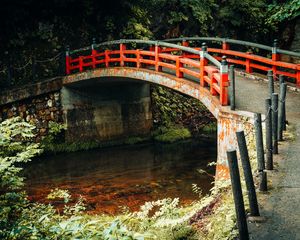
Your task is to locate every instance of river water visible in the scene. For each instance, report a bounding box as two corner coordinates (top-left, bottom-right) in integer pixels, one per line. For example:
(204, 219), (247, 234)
(24, 137), (216, 215)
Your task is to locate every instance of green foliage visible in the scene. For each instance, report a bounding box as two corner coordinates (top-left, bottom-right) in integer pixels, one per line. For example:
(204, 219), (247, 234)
(267, 0), (300, 26)
(47, 188), (71, 203)
(153, 125), (192, 143)
(0, 117), (42, 239)
(41, 121), (66, 146)
(202, 122), (217, 133)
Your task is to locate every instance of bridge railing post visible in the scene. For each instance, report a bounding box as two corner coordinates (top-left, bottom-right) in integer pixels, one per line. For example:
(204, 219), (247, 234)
(222, 39), (230, 50)
(120, 42), (126, 67)
(296, 64), (300, 86)
(136, 49), (141, 68)
(65, 46), (70, 75)
(105, 50), (110, 68)
(91, 38), (97, 69)
(182, 39), (189, 58)
(245, 52), (253, 73)
(79, 56), (83, 72)
(272, 39), (279, 76)
(200, 42), (208, 87)
(155, 43), (162, 72)
(220, 56), (229, 106)
(176, 56), (183, 78)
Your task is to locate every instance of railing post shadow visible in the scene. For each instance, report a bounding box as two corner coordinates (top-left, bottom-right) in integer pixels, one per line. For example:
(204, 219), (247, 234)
(220, 56), (229, 106)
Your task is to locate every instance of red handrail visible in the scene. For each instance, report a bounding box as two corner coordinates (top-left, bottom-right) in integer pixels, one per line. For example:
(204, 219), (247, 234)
(66, 43), (230, 106)
(161, 42), (300, 85)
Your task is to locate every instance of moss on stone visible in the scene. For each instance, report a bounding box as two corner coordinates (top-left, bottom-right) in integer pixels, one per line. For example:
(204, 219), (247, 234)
(202, 122), (217, 133)
(153, 125), (192, 143)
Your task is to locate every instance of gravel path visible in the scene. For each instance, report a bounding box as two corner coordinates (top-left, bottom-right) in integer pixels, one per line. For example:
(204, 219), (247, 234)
(235, 74), (300, 240)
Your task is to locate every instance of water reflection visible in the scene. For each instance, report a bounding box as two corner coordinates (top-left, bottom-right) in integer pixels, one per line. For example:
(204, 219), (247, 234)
(24, 137), (216, 214)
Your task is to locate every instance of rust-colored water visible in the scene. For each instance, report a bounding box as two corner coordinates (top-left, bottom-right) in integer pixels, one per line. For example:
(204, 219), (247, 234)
(24, 138), (216, 215)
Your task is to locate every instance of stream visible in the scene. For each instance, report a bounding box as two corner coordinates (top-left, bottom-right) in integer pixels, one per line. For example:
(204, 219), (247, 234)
(24, 137), (216, 215)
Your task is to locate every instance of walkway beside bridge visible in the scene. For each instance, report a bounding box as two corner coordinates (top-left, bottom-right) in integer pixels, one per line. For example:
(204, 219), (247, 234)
(235, 73), (300, 239)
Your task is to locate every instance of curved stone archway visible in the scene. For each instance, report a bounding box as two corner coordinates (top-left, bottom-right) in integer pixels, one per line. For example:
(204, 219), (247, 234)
(63, 67), (255, 179)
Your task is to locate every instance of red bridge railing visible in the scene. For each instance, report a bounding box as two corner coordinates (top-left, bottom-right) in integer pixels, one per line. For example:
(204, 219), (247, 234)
(66, 38), (300, 107)
(66, 40), (230, 105)
(164, 37), (300, 85)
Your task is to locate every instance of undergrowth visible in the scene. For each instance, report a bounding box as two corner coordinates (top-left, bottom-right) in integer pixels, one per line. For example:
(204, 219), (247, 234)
(1, 117), (262, 240)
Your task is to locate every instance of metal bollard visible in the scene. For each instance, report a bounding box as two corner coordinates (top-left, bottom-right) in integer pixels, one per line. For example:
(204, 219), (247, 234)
(272, 93), (279, 154)
(229, 65), (236, 110)
(278, 83), (287, 141)
(265, 98), (273, 170)
(267, 70), (274, 98)
(236, 130), (260, 216)
(279, 75), (285, 85)
(259, 171), (268, 192)
(227, 149), (249, 240)
(254, 113), (265, 171)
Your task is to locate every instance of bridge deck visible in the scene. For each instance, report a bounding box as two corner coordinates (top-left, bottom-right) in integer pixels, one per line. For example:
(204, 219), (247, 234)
(236, 74), (300, 239)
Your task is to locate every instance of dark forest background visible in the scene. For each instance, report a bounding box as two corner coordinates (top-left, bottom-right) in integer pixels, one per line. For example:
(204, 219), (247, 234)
(0, 0), (299, 86)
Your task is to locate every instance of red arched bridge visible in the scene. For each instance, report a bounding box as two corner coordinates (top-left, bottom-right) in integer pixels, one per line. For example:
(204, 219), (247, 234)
(63, 38), (299, 179)
(65, 38), (300, 106)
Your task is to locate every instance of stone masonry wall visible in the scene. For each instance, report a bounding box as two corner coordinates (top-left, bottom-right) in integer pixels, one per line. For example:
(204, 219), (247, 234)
(0, 91), (63, 141)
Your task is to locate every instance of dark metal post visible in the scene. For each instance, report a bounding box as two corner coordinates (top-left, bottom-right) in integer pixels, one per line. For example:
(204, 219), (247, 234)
(254, 113), (265, 171)
(272, 93), (279, 154)
(229, 65), (236, 110)
(279, 75), (285, 85)
(267, 70), (274, 98)
(265, 98), (273, 170)
(236, 131), (260, 216)
(227, 149), (249, 240)
(259, 171), (268, 192)
(278, 83), (287, 141)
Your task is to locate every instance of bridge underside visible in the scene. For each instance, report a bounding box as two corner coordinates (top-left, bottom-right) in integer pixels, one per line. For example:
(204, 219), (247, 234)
(63, 68), (255, 179)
